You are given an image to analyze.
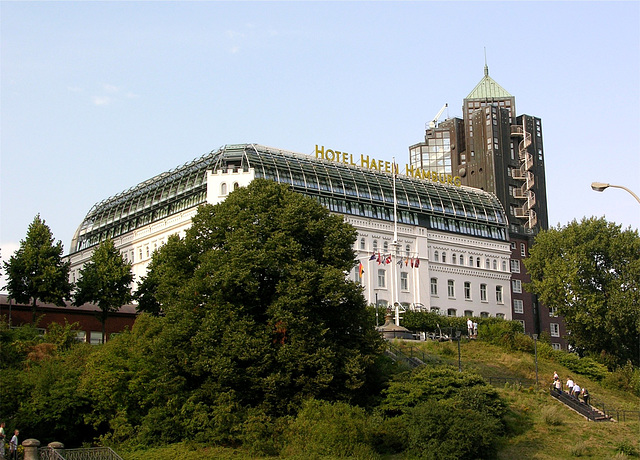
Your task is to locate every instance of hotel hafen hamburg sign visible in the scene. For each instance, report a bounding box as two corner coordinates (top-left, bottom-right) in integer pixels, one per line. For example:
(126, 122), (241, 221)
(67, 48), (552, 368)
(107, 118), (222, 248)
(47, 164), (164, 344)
(315, 145), (462, 187)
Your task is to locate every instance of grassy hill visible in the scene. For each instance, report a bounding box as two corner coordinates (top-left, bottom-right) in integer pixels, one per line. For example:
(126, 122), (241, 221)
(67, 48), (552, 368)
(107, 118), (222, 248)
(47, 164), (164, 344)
(119, 339), (639, 459)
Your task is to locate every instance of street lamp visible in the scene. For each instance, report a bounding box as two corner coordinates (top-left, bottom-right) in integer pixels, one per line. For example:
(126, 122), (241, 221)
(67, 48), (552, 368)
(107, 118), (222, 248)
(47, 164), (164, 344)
(456, 330), (462, 372)
(591, 182), (640, 204)
(591, 181), (640, 373)
(532, 334), (538, 386)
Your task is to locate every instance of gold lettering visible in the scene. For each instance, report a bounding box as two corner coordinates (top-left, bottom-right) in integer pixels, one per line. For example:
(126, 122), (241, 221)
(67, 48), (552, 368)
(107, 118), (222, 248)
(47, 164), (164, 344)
(350, 154), (357, 166)
(315, 145), (325, 159)
(446, 174), (453, 185)
(454, 176), (462, 187)
(325, 149), (335, 161)
(360, 154), (370, 169)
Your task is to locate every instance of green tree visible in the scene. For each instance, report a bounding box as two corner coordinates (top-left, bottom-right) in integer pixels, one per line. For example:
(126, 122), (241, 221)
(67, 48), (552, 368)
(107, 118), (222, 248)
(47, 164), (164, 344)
(74, 239), (134, 344)
(135, 179), (384, 443)
(524, 217), (640, 367)
(3, 214), (72, 322)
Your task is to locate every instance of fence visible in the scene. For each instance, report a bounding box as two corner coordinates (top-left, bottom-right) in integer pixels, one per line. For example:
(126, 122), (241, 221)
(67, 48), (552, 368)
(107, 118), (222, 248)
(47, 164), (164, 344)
(38, 446), (123, 460)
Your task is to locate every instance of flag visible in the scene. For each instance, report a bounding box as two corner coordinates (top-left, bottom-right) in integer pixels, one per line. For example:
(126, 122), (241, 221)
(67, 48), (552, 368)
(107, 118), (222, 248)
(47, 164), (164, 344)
(369, 253), (376, 261)
(377, 252), (382, 264)
(385, 255), (392, 265)
(359, 262), (364, 277)
(410, 258), (414, 268)
(415, 258), (420, 268)
(404, 258), (409, 266)
(397, 258), (403, 266)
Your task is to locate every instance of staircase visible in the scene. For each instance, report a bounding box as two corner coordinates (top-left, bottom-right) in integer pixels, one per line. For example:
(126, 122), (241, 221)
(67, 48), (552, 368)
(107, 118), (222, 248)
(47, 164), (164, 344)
(549, 389), (611, 421)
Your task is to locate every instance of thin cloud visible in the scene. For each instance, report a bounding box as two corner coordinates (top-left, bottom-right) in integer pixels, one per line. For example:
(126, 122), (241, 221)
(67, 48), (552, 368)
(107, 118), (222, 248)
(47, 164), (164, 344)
(92, 96), (111, 106)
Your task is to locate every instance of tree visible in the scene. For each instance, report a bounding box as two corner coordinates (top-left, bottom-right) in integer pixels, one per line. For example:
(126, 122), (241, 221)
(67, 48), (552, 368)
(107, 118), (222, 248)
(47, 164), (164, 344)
(524, 217), (640, 368)
(3, 214), (72, 323)
(74, 239), (133, 344)
(135, 179), (384, 442)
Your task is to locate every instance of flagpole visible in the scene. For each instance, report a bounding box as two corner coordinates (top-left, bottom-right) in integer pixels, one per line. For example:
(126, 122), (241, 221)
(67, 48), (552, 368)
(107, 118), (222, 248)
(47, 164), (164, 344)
(392, 157), (401, 325)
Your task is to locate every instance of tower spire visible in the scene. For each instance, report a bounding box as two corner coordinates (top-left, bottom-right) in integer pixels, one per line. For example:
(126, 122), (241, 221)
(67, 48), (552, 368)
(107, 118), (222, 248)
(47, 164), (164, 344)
(484, 47), (489, 77)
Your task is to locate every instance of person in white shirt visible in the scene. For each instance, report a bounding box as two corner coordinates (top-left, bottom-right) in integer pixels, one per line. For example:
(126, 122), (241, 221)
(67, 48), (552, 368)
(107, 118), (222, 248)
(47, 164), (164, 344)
(566, 377), (574, 395)
(467, 318), (473, 337)
(572, 383), (581, 399)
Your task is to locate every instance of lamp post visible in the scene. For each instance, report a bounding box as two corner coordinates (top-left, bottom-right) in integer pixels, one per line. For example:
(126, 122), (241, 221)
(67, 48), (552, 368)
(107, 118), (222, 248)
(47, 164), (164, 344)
(591, 182), (640, 369)
(456, 330), (462, 372)
(532, 334), (538, 386)
(591, 182), (640, 204)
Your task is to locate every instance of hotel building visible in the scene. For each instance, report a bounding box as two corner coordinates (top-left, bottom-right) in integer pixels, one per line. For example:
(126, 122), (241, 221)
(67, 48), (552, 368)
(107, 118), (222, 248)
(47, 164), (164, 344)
(68, 143), (513, 322)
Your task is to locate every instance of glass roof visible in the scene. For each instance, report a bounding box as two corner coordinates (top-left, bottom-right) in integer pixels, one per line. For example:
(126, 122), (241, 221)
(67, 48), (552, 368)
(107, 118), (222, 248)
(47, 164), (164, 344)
(70, 144), (507, 253)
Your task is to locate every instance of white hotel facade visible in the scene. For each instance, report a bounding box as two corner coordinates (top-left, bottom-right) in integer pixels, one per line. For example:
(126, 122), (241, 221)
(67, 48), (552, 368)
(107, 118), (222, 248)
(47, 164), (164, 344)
(68, 144), (512, 320)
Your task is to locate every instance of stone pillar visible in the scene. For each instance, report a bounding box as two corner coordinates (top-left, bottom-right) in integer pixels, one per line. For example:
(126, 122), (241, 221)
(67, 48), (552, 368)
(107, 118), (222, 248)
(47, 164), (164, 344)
(48, 441), (65, 453)
(22, 439), (40, 460)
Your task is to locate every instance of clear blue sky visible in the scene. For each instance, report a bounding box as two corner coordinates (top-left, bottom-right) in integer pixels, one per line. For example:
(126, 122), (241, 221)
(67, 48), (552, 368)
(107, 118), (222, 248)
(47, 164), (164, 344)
(2, 1), (639, 282)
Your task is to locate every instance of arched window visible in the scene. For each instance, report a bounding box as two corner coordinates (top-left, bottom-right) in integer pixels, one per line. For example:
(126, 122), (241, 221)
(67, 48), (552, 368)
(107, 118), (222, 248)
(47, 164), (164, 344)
(492, 259), (497, 270)
(442, 252), (447, 263)
(452, 254), (457, 265)
(434, 251), (439, 262)
(221, 183), (228, 195)
(485, 259), (490, 269)
(233, 182), (240, 190)
(405, 244), (411, 257)
(469, 256), (473, 266)
(476, 257), (481, 268)
(373, 240), (378, 251)
(383, 241), (389, 251)
(360, 238), (366, 250)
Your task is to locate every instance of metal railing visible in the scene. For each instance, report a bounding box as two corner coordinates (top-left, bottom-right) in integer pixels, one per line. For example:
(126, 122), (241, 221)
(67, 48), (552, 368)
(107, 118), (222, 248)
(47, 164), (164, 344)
(38, 447), (123, 460)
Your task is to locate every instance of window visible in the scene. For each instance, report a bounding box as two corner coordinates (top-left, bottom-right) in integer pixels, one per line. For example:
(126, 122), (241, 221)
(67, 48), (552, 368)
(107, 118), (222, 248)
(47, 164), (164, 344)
(464, 282), (471, 300)
(383, 241), (389, 251)
(496, 313), (505, 319)
(480, 284), (487, 302)
(447, 308), (457, 317)
(512, 279), (522, 293)
(552, 343), (562, 351)
(434, 251), (439, 262)
(464, 310), (473, 317)
(496, 285), (504, 304)
(447, 280), (455, 298)
(485, 259), (490, 269)
(513, 299), (524, 314)
(442, 252), (446, 263)
(480, 312), (489, 318)
(510, 242), (516, 250)
(492, 259), (497, 270)
(75, 331), (86, 343)
(146, 246), (150, 258)
(549, 306), (558, 317)
(550, 323), (560, 337)
(373, 240), (378, 251)
(90, 331), (103, 345)
(452, 254), (457, 264)
(520, 243), (526, 257)
(460, 256), (465, 266)
(511, 260), (520, 273)
(469, 256), (473, 266)
(233, 182), (239, 190)
(400, 272), (408, 291)
(476, 257), (481, 268)
(221, 182), (227, 195)
(430, 307), (440, 314)
(405, 244), (411, 257)
(430, 278), (438, 296)
(360, 238), (365, 250)
(377, 269), (386, 288)
(518, 320), (526, 332)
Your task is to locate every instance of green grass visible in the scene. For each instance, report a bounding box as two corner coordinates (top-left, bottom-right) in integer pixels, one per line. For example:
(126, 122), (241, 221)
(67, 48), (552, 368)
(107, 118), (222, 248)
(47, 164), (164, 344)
(118, 339), (640, 459)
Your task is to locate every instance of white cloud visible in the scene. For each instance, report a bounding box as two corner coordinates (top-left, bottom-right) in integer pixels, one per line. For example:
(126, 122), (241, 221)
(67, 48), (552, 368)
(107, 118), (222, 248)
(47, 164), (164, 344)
(92, 96), (111, 106)
(103, 84), (119, 93)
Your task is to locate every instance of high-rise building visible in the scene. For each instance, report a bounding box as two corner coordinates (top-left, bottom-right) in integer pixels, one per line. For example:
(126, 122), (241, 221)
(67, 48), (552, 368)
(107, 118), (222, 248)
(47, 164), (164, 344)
(410, 64), (566, 349)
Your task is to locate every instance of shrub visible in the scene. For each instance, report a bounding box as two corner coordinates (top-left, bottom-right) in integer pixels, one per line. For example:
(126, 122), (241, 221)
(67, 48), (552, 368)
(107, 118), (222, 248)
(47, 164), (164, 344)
(404, 400), (502, 459)
(553, 351), (608, 381)
(601, 361), (640, 397)
(281, 399), (379, 459)
(615, 439), (639, 457)
(570, 440), (588, 457)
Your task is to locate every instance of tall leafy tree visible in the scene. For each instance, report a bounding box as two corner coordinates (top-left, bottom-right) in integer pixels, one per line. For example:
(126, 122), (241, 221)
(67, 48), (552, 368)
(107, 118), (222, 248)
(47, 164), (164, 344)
(524, 217), (640, 367)
(135, 179), (384, 442)
(3, 214), (72, 322)
(74, 239), (134, 344)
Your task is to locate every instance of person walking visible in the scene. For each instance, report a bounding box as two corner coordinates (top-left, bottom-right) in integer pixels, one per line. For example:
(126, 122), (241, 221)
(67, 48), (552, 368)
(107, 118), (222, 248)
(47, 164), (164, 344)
(582, 387), (590, 406)
(553, 377), (562, 394)
(566, 377), (574, 396)
(8, 430), (18, 460)
(0, 422), (6, 459)
(572, 383), (581, 400)
(467, 318), (473, 337)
